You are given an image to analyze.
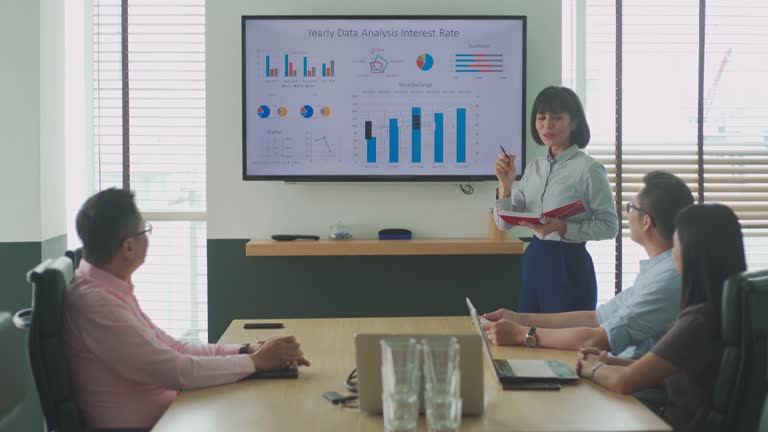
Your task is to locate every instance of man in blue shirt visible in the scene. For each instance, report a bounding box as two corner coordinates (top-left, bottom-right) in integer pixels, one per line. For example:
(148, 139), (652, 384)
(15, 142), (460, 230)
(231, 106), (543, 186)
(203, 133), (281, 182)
(482, 171), (694, 359)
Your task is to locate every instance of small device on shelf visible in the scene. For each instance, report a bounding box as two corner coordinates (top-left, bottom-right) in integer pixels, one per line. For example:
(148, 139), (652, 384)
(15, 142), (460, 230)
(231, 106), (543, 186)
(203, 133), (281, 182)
(271, 234), (320, 241)
(378, 229), (412, 240)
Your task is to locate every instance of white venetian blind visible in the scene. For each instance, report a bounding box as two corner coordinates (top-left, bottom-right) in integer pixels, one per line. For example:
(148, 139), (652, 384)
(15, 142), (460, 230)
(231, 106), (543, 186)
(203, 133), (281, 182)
(93, 0), (122, 191)
(704, 0), (768, 271)
(93, 0), (208, 341)
(616, 1), (700, 288)
(563, 0), (618, 304)
(564, 0), (768, 298)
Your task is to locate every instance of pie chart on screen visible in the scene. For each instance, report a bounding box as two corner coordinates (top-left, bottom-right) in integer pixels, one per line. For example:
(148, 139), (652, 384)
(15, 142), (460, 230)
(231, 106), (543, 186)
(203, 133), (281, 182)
(416, 53), (434, 71)
(257, 105), (271, 118)
(321, 106), (331, 117)
(277, 106), (288, 117)
(300, 105), (314, 118)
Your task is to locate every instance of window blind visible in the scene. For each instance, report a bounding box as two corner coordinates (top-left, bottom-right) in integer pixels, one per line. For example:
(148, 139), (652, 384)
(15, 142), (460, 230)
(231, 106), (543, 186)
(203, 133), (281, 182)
(564, 0), (768, 298)
(704, 0), (768, 271)
(93, 0), (122, 191)
(93, 0), (208, 341)
(564, 0), (619, 304)
(616, 0), (700, 288)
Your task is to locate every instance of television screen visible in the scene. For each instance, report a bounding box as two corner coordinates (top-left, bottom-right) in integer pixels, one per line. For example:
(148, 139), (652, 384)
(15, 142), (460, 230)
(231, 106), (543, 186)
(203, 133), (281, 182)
(242, 16), (526, 181)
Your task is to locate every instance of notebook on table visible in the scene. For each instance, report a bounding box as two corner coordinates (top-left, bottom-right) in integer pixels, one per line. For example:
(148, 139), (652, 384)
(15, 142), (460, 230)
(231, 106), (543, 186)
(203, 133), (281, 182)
(465, 298), (579, 390)
(244, 366), (299, 379)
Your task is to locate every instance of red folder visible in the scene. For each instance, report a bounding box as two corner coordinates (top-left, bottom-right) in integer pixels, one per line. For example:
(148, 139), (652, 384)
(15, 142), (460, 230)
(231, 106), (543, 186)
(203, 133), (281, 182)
(497, 201), (585, 226)
(542, 200), (586, 219)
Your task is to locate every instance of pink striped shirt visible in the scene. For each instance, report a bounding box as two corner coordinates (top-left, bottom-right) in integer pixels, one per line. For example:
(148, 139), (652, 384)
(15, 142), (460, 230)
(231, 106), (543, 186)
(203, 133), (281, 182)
(64, 260), (255, 429)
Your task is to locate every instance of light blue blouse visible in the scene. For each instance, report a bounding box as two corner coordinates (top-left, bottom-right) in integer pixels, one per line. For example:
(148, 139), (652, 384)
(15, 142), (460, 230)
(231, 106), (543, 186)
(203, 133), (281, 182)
(494, 145), (619, 243)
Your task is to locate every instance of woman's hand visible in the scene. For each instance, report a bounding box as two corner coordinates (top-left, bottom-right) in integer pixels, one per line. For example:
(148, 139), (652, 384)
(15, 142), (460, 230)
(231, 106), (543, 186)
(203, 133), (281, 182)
(521, 218), (566, 238)
(579, 347), (609, 363)
(576, 353), (601, 379)
(576, 347), (608, 378)
(495, 151), (516, 197)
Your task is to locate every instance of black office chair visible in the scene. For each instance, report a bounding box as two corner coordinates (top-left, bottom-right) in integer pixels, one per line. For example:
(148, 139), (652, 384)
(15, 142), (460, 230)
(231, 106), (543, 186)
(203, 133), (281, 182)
(14, 256), (86, 432)
(759, 394), (768, 432)
(65, 248), (82, 271)
(15, 253), (151, 432)
(0, 311), (27, 429)
(707, 269), (768, 432)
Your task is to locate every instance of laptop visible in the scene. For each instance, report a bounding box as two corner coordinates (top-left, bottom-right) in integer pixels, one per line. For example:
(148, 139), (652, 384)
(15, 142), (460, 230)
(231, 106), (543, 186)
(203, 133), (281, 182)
(465, 298), (579, 390)
(354, 333), (484, 415)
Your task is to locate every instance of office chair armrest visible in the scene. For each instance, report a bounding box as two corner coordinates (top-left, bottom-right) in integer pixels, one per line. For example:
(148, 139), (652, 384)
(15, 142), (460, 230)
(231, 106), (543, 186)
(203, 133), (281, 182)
(12, 309), (31, 330)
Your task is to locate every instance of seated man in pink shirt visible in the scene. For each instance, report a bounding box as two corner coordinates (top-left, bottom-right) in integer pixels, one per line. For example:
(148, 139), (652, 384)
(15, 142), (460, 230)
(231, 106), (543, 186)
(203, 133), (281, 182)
(65, 188), (310, 430)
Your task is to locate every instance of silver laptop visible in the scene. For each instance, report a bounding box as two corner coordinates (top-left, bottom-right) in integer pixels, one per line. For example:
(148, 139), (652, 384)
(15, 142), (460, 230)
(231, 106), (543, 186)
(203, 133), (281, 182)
(465, 298), (579, 389)
(354, 333), (484, 415)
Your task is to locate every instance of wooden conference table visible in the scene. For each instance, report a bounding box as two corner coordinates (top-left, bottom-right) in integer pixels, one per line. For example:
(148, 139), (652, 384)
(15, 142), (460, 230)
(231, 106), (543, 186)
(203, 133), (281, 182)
(153, 317), (671, 432)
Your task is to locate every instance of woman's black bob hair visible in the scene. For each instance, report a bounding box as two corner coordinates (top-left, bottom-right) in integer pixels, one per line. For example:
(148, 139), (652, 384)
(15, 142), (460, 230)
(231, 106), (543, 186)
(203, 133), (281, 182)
(530, 86), (591, 149)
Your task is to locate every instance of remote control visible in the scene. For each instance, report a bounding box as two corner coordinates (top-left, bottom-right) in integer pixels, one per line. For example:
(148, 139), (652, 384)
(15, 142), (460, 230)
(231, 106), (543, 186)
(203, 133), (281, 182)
(271, 234), (320, 241)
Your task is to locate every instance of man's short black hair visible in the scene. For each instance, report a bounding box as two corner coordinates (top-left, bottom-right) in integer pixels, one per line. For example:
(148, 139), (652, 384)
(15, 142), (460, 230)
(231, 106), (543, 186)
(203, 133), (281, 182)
(637, 171), (694, 241)
(530, 86), (591, 149)
(75, 188), (142, 266)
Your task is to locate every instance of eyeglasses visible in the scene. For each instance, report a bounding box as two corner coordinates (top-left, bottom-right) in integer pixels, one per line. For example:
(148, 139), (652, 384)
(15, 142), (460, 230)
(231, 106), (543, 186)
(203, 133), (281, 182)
(625, 202), (647, 215)
(126, 222), (153, 239)
(625, 202), (655, 225)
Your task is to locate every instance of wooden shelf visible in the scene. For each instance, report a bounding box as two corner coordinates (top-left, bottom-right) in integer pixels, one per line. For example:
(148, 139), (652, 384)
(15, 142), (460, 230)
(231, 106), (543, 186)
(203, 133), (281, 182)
(245, 238), (524, 257)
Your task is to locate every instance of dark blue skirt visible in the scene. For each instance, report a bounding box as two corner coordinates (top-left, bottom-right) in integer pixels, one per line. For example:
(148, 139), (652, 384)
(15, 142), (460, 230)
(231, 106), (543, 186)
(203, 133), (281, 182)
(518, 237), (597, 313)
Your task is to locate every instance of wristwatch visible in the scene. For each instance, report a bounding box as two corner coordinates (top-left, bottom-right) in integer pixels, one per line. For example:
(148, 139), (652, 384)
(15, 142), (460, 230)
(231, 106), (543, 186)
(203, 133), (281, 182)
(524, 326), (538, 347)
(238, 343), (250, 354)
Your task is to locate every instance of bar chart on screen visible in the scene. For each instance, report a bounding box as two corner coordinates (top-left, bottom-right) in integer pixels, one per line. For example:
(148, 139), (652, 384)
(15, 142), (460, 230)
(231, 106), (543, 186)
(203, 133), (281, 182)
(260, 51), (337, 78)
(353, 91), (479, 168)
(454, 53), (504, 73)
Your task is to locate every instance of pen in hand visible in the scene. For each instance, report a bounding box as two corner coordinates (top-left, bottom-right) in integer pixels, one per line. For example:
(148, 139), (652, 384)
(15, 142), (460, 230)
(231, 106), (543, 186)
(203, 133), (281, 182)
(497, 145), (516, 197)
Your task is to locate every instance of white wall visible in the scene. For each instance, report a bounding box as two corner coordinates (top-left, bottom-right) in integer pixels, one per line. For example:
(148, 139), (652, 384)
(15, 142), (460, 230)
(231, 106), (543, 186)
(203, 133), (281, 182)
(64, 0), (94, 248)
(0, 0), (42, 242)
(0, 0), (67, 243)
(207, 0), (561, 239)
(40, 0), (67, 241)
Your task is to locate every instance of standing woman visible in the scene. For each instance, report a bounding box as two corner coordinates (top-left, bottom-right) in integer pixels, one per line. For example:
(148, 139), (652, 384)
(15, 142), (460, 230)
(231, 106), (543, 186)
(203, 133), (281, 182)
(494, 86), (618, 313)
(576, 204), (747, 432)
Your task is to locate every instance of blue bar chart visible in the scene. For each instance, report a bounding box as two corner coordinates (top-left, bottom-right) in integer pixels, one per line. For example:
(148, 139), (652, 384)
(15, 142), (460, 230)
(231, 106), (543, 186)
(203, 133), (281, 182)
(454, 54), (504, 73)
(434, 113), (444, 163)
(362, 106), (468, 165)
(389, 119), (399, 163)
(264, 54), (336, 77)
(365, 121), (375, 163)
(411, 108), (422, 163)
(457, 108), (466, 163)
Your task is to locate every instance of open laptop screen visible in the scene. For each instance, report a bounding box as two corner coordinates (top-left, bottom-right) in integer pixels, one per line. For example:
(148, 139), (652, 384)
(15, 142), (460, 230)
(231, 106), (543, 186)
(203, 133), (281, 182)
(465, 297), (502, 378)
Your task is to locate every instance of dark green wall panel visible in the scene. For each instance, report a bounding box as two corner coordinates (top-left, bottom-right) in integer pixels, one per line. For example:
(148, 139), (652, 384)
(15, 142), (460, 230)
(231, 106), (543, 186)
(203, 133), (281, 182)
(207, 239), (522, 343)
(0, 242), (44, 432)
(0, 242), (40, 313)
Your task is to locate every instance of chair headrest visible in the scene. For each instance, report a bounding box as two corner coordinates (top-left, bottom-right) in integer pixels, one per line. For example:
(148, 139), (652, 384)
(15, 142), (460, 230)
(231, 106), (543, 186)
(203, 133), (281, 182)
(27, 256), (74, 286)
(744, 271), (768, 337)
(722, 270), (768, 344)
